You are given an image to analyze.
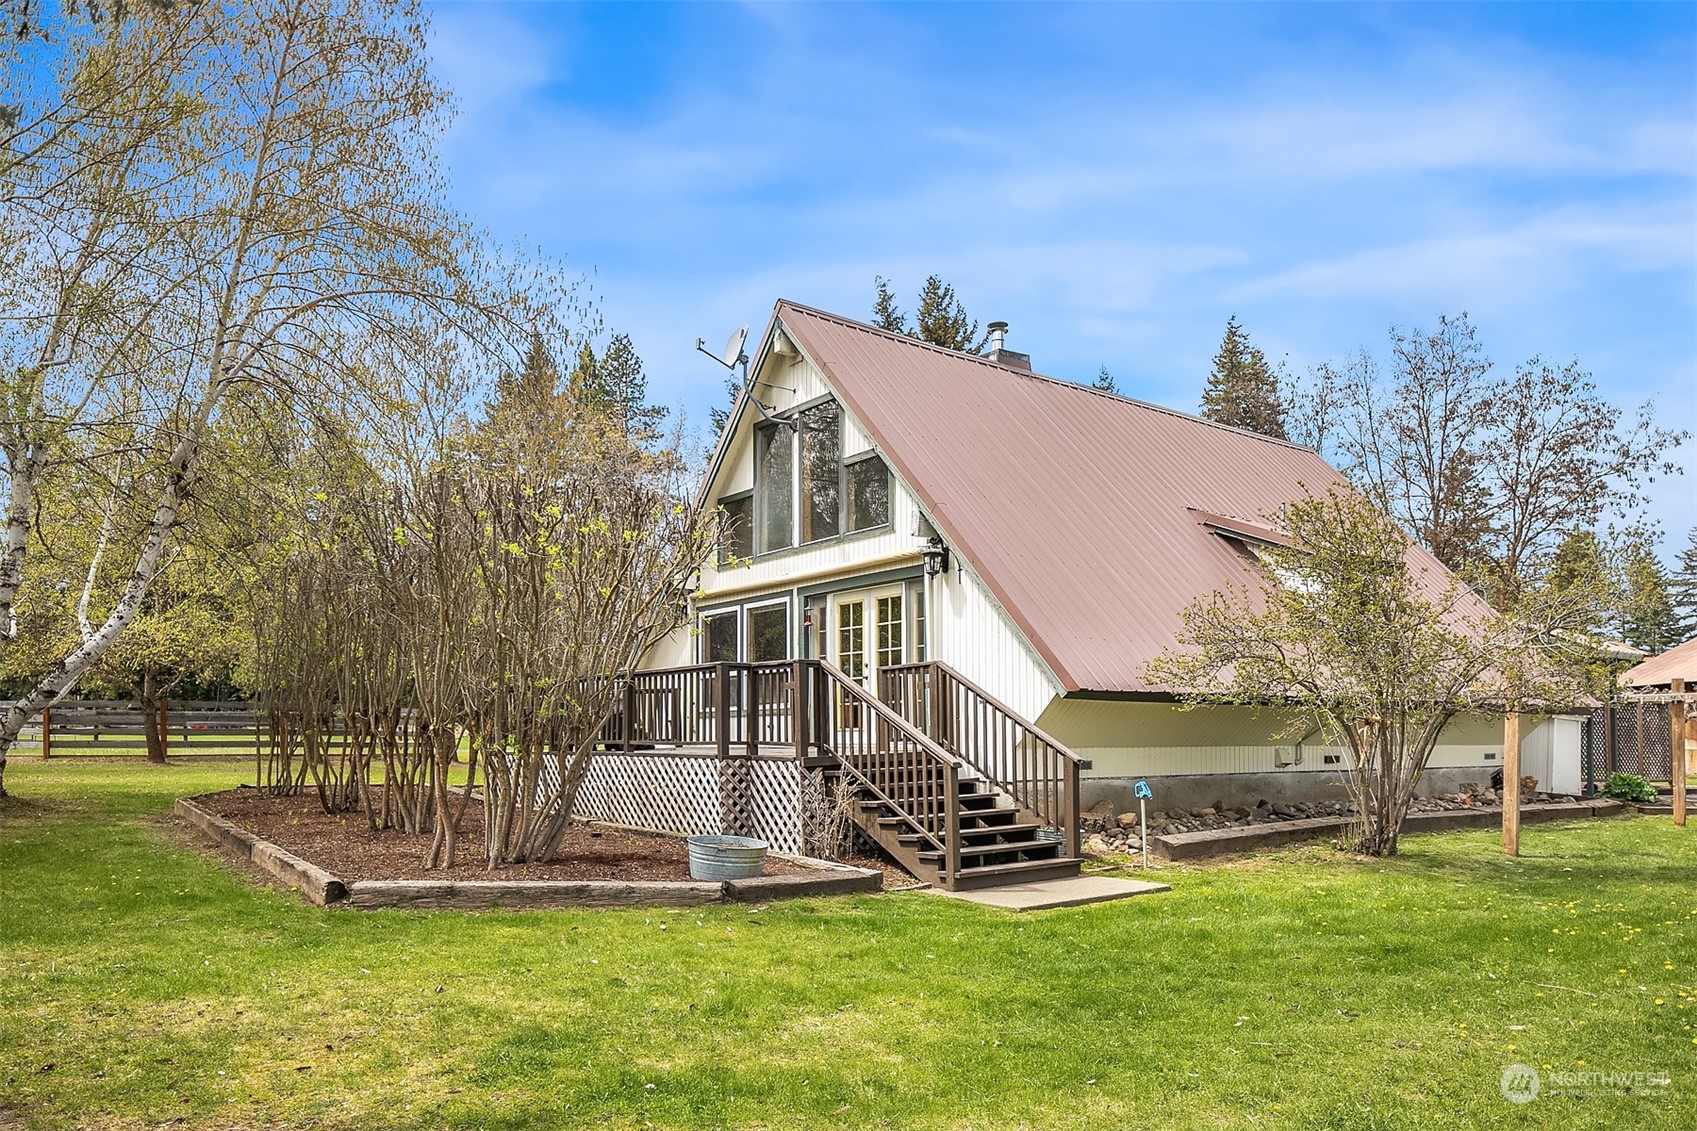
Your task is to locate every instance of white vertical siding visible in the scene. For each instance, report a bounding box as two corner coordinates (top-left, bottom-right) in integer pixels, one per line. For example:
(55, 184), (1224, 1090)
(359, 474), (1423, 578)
(640, 626), (694, 671)
(928, 558), (1061, 722)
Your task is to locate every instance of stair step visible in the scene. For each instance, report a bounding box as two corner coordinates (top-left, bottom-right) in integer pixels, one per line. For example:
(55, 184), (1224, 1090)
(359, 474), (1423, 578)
(916, 840), (1064, 863)
(949, 857), (1085, 890)
(897, 822), (1043, 845)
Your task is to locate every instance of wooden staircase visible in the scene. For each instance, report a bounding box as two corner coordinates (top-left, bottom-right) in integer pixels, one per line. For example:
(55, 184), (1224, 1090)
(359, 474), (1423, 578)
(610, 656), (1085, 892)
(844, 768), (1082, 890)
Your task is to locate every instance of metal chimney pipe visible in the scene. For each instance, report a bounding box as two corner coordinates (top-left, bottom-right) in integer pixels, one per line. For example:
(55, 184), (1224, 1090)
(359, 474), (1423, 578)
(987, 320), (1008, 353)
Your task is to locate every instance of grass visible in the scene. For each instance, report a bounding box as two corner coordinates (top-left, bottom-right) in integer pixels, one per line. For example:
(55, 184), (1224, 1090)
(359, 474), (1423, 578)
(1, 760), (1692, 1131)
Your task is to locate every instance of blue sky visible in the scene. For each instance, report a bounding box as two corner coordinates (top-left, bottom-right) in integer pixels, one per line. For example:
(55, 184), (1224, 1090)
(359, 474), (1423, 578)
(428, 1), (1696, 554)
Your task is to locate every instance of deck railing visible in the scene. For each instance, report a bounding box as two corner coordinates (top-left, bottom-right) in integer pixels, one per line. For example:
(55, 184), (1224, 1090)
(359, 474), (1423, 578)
(878, 661), (1082, 857)
(607, 659), (962, 882)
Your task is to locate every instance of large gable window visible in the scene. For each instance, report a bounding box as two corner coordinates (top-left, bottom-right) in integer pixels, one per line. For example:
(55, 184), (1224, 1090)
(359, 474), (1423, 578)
(798, 401), (841, 542)
(755, 423), (794, 553)
(743, 399), (892, 555)
(718, 494), (752, 565)
(845, 454), (889, 532)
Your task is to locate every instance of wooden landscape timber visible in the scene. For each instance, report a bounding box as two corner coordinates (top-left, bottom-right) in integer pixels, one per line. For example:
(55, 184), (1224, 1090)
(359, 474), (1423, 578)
(174, 794), (881, 910)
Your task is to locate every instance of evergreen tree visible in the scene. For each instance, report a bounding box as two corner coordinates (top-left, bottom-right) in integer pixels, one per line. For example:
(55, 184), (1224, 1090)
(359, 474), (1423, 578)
(1543, 530), (1615, 637)
(1201, 315), (1287, 439)
(914, 274), (986, 353)
(871, 276), (908, 335)
(1667, 527), (1697, 642)
(869, 274), (986, 353)
(1616, 533), (1679, 654)
(707, 371), (740, 441)
(1092, 366), (1118, 394)
(569, 333), (667, 438)
(495, 331), (563, 405)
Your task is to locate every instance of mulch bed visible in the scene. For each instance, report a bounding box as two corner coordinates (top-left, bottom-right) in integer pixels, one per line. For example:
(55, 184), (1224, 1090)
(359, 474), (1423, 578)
(198, 787), (821, 884)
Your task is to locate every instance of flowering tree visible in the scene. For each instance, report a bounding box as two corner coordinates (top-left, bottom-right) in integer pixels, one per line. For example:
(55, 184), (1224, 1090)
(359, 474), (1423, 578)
(1147, 486), (1601, 855)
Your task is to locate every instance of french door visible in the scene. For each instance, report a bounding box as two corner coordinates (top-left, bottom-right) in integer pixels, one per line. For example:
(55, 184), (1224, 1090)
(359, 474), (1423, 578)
(833, 585), (905, 727)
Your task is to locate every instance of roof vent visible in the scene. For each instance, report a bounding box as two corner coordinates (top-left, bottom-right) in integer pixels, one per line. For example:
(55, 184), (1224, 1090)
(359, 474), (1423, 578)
(985, 320), (1031, 371)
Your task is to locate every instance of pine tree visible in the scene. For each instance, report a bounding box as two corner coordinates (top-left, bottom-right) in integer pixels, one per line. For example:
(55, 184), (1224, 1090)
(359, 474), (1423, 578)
(914, 274), (986, 353)
(495, 330), (562, 405)
(1617, 534), (1680, 654)
(1200, 315), (1287, 439)
(707, 366), (741, 443)
(568, 333), (668, 439)
(1668, 526), (1697, 643)
(1092, 366), (1118, 394)
(1543, 530), (1614, 637)
(871, 275), (986, 352)
(871, 276), (908, 335)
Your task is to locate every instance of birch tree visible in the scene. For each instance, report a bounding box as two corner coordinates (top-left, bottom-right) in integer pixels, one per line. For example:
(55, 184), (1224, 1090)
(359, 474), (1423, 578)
(0, 0), (506, 796)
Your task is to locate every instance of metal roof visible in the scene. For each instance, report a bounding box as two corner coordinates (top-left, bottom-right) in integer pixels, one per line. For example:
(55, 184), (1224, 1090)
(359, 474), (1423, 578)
(772, 299), (1480, 695)
(1620, 633), (1697, 688)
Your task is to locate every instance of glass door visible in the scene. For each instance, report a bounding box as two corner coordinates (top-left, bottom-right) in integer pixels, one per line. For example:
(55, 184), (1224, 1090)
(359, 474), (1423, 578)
(833, 585), (905, 729)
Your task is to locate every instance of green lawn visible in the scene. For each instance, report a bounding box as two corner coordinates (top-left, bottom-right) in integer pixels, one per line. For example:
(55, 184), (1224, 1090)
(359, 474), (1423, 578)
(1, 761), (1692, 1130)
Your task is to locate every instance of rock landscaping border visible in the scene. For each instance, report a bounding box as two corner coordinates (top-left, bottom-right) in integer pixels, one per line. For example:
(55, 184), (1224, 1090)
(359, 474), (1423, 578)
(175, 795), (881, 910)
(1148, 799), (1625, 862)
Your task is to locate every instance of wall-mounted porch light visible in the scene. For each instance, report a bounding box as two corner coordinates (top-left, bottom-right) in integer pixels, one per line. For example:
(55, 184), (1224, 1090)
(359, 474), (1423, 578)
(921, 537), (951, 577)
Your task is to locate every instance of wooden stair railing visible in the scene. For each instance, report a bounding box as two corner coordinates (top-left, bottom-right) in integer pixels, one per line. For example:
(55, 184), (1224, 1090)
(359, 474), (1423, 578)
(601, 660), (1088, 889)
(878, 661), (1083, 858)
(810, 659), (964, 887)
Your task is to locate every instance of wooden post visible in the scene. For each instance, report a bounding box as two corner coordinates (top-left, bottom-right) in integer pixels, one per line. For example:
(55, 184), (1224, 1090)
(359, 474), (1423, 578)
(159, 698), (169, 757)
(793, 659), (810, 760)
(1502, 709), (1522, 857)
(1672, 678), (1687, 828)
(714, 662), (730, 762)
(745, 666), (758, 759)
(40, 706), (51, 760)
(1603, 703), (1615, 779)
(621, 679), (636, 753)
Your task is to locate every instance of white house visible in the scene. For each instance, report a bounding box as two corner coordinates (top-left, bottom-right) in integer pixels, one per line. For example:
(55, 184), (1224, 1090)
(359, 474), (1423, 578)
(642, 301), (1568, 816)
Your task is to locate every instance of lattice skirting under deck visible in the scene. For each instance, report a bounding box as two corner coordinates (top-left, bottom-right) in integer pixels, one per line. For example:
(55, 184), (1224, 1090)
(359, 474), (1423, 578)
(572, 753), (808, 855)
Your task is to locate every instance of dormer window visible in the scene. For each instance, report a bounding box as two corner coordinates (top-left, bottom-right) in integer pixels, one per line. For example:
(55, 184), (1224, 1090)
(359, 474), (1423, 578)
(741, 398), (891, 556)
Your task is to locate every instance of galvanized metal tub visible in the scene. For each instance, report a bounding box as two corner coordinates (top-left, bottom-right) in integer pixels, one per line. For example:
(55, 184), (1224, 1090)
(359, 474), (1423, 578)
(686, 835), (769, 881)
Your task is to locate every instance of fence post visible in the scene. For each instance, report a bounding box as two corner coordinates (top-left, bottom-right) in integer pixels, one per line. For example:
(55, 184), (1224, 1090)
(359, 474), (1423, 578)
(1502, 709), (1522, 857)
(1672, 679), (1687, 828)
(40, 706), (51, 760)
(159, 699), (169, 757)
(621, 678), (636, 753)
(814, 661), (832, 755)
(928, 664), (945, 744)
(1604, 703), (1615, 778)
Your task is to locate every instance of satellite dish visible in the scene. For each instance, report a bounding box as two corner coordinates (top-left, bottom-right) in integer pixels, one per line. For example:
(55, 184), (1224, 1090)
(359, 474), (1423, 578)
(695, 324), (750, 372)
(721, 325), (749, 369)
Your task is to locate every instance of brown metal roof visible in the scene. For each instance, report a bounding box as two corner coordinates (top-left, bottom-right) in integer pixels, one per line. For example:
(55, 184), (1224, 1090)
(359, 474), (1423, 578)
(1620, 633), (1697, 688)
(773, 299), (1483, 694)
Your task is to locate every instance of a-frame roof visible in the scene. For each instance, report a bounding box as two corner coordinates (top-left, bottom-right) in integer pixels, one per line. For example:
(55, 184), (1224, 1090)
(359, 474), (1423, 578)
(761, 300), (1475, 696)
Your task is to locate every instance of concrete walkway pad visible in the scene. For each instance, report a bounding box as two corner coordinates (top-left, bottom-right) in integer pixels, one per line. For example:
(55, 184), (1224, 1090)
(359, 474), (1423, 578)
(926, 874), (1170, 911)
